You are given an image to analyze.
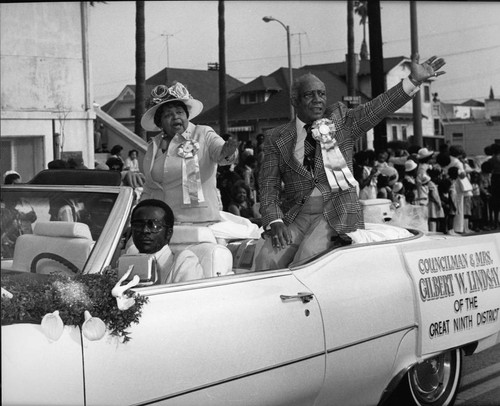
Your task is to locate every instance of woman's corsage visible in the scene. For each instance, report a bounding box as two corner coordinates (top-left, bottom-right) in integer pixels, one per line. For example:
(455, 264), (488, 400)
(177, 140), (200, 159)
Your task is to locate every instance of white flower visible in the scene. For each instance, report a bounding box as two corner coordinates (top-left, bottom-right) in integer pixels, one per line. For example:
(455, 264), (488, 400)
(168, 82), (191, 99)
(311, 118), (337, 146)
(177, 140), (200, 159)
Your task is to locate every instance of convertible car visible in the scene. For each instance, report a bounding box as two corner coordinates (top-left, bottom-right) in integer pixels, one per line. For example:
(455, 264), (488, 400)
(2, 169), (500, 406)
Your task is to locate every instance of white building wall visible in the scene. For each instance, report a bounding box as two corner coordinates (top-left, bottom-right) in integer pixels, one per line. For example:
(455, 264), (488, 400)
(0, 2), (94, 180)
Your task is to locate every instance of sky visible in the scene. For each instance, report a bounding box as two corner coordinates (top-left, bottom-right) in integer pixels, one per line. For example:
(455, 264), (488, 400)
(89, 1), (500, 106)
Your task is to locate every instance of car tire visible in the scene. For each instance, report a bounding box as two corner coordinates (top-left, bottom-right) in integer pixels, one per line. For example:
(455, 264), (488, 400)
(385, 348), (462, 406)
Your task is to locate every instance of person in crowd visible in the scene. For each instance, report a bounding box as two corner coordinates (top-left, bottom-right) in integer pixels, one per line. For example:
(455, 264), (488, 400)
(128, 199), (203, 284)
(67, 156), (88, 169)
(227, 180), (261, 226)
(415, 148), (435, 206)
(479, 159), (493, 230)
(217, 165), (243, 211)
(106, 156), (124, 173)
(469, 170), (483, 232)
(109, 145), (125, 163)
(3, 171), (21, 185)
(377, 166), (398, 201)
(256, 54), (446, 269)
(1, 188), (37, 258)
(438, 177), (456, 234)
(139, 82), (238, 225)
(447, 166), (461, 235)
(48, 159), (70, 169)
(235, 154), (258, 203)
(488, 143), (500, 229)
(427, 168), (444, 232)
(403, 159), (418, 205)
(445, 145), (470, 233)
(123, 149), (146, 189)
(357, 149), (378, 200)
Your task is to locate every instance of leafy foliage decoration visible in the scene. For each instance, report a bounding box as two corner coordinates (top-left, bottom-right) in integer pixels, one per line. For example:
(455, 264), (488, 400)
(1, 268), (148, 343)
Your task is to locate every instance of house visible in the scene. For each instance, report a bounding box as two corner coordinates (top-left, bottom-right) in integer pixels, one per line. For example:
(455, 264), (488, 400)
(1, 2), (95, 180)
(197, 66), (365, 145)
(438, 93), (500, 155)
(99, 67), (244, 144)
(198, 56), (442, 151)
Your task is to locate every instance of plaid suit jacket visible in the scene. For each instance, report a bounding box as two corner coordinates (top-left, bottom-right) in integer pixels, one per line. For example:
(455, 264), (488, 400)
(259, 81), (413, 234)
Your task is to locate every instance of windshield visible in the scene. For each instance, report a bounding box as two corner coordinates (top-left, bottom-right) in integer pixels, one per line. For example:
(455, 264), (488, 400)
(1, 188), (117, 261)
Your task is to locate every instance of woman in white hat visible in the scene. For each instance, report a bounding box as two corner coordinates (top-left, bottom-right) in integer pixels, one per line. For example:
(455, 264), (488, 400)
(139, 82), (239, 225)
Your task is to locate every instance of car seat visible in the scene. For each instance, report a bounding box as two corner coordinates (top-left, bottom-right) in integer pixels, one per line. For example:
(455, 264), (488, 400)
(12, 221), (94, 275)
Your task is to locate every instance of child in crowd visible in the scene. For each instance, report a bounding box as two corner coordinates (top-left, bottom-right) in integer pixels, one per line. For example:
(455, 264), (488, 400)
(427, 168), (444, 232)
(438, 177), (456, 234)
(447, 167), (460, 235)
(469, 171), (483, 232)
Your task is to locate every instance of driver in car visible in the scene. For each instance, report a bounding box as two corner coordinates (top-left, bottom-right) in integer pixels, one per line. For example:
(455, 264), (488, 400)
(128, 199), (203, 284)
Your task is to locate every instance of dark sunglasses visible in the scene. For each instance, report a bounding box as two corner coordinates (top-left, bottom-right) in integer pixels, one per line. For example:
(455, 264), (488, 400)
(130, 219), (168, 233)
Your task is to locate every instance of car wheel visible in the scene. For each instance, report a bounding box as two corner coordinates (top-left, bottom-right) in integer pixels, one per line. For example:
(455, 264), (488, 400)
(386, 348), (462, 406)
(30, 252), (80, 275)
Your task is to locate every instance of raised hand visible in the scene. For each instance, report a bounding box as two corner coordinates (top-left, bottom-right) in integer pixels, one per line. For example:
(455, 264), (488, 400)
(411, 54), (446, 82)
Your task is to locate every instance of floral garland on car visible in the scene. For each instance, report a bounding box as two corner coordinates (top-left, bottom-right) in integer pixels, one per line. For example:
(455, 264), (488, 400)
(1, 267), (148, 343)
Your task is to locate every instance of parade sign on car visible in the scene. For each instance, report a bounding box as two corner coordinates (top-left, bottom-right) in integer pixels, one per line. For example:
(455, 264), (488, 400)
(402, 235), (500, 355)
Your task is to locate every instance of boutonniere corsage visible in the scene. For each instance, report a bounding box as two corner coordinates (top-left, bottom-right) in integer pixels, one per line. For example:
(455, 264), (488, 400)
(177, 140), (200, 159)
(311, 119), (337, 148)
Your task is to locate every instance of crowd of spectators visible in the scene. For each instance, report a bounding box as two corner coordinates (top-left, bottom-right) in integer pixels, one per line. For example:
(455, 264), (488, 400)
(215, 138), (500, 234)
(351, 141), (500, 234)
(4, 138), (499, 235)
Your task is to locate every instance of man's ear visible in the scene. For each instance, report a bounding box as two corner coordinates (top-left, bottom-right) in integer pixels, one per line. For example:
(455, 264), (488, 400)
(165, 227), (174, 243)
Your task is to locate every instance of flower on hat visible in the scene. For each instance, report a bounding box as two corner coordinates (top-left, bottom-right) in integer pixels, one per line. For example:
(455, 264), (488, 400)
(146, 82), (192, 109)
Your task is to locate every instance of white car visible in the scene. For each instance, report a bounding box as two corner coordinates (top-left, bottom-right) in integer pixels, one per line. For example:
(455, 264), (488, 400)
(2, 169), (500, 406)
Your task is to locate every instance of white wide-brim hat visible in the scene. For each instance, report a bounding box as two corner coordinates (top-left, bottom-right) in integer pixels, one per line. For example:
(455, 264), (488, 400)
(141, 82), (204, 132)
(405, 159), (418, 172)
(417, 147), (434, 160)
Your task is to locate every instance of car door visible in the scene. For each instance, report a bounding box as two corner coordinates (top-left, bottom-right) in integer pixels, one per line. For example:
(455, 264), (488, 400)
(82, 270), (326, 406)
(292, 242), (417, 406)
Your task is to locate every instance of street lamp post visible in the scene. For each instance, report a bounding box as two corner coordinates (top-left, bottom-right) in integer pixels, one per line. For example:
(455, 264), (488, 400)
(263, 16), (294, 120)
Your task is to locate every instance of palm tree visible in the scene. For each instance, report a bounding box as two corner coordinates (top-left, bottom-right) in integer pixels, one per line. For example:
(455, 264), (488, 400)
(135, 1), (146, 139)
(355, 0), (369, 60)
(218, 0), (228, 136)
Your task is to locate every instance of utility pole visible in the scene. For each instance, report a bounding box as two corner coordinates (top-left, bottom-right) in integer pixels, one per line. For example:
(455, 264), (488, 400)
(368, 0), (386, 151)
(346, 1), (358, 97)
(291, 32), (306, 66)
(161, 32), (174, 84)
(218, 1), (228, 136)
(410, 1), (423, 147)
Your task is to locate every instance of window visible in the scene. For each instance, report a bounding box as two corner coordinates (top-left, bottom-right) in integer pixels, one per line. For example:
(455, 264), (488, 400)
(130, 109), (136, 117)
(434, 119), (441, 135)
(402, 126), (407, 141)
(423, 85), (430, 103)
(0, 136), (44, 182)
(391, 125), (398, 140)
(452, 133), (463, 143)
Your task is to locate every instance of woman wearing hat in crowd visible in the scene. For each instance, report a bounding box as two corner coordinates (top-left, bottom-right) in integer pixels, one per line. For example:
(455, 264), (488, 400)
(140, 82), (239, 226)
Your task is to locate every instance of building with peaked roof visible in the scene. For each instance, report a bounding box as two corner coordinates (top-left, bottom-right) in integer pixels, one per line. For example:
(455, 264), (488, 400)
(199, 56), (442, 151)
(438, 93), (500, 156)
(197, 66), (364, 144)
(98, 67), (244, 146)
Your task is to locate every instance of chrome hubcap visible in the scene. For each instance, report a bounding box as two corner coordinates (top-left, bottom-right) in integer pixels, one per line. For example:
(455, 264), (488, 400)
(410, 351), (452, 402)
